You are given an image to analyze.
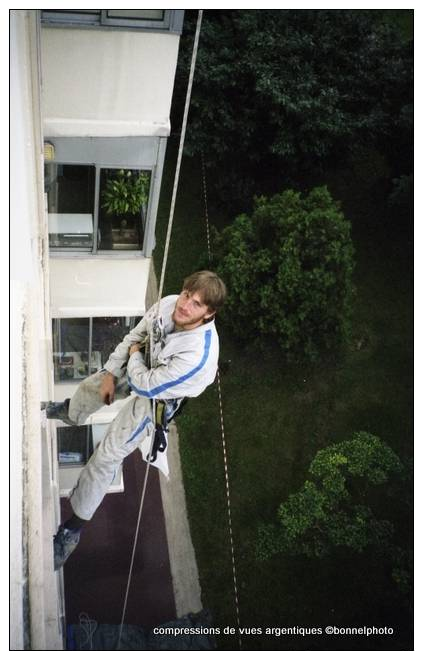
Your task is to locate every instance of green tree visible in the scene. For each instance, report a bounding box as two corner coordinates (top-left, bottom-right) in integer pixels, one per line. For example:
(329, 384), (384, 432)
(257, 432), (411, 593)
(176, 10), (412, 204)
(212, 185), (354, 361)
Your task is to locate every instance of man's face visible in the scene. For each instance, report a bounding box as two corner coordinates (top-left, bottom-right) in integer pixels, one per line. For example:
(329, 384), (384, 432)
(172, 289), (215, 330)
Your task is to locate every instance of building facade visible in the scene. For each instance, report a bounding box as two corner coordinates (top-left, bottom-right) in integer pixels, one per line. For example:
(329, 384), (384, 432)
(10, 10), (184, 648)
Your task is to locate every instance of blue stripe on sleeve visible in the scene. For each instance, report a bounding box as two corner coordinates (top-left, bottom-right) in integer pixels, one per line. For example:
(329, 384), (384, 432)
(125, 416), (151, 443)
(128, 329), (212, 398)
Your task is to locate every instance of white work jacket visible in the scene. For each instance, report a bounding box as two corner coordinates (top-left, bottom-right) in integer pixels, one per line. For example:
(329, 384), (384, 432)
(103, 295), (220, 405)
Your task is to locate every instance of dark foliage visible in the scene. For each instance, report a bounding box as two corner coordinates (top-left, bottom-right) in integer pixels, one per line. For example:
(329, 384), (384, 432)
(174, 10), (413, 210)
(211, 186), (355, 361)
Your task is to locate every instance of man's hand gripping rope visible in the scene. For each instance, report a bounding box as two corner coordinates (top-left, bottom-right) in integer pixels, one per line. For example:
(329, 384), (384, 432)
(99, 336), (149, 406)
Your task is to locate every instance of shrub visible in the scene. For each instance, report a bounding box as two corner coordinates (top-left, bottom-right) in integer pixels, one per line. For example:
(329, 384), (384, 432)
(256, 432), (410, 593)
(213, 186), (355, 360)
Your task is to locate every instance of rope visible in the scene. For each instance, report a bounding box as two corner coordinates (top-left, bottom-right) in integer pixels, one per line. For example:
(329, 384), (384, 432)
(157, 9), (203, 307)
(201, 152), (213, 263)
(117, 401), (156, 650)
(117, 11), (203, 649)
(201, 152), (242, 649)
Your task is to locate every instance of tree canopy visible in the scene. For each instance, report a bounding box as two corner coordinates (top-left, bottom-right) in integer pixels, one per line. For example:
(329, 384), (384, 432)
(175, 10), (412, 201)
(257, 432), (410, 594)
(212, 185), (355, 361)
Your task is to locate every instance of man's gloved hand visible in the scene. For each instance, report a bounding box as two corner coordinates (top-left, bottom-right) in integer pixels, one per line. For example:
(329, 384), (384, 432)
(100, 371), (116, 405)
(129, 343), (142, 356)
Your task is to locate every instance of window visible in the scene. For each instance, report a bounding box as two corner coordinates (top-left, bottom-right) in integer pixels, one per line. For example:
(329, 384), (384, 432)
(52, 316), (142, 383)
(57, 425), (94, 467)
(45, 163), (150, 253)
(46, 164), (95, 250)
(41, 10), (183, 34)
(105, 10), (164, 21)
(52, 318), (90, 382)
(99, 168), (150, 251)
(43, 136), (167, 258)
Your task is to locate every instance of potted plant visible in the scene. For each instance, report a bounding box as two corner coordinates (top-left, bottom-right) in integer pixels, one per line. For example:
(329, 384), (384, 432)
(101, 169), (150, 248)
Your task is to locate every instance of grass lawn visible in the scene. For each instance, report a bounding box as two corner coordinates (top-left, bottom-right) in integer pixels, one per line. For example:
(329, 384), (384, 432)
(154, 138), (413, 650)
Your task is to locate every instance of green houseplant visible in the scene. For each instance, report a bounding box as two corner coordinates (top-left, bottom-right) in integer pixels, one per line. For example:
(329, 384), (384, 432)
(102, 169), (150, 217)
(101, 169), (150, 248)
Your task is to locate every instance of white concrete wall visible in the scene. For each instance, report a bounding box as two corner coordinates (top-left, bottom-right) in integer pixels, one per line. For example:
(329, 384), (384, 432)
(41, 27), (180, 137)
(49, 256), (151, 317)
(10, 10), (63, 649)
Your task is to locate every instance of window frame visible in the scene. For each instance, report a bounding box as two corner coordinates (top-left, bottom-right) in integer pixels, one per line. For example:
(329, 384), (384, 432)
(41, 9), (184, 34)
(44, 136), (167, 259)
(41, 10), (101, 28)
(100, 10), (169, 30)
(52, 317), (91, 383)
(46, 162), (97, 253)
(96, 165), (152, 254)
(45, 161), (154, 256)
(57, 424), (94, 468)
(52, 315), (141, 383)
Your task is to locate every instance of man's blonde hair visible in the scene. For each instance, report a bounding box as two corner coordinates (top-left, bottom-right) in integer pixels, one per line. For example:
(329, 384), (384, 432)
(183, 270), (227, 313)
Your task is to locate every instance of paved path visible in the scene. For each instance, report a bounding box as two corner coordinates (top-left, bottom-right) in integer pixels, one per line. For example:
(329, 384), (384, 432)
(62, 451), (176, 628)
(62, 263), (202, 628)
(159, 422), (203, 616)
(146, 263), (203, 617)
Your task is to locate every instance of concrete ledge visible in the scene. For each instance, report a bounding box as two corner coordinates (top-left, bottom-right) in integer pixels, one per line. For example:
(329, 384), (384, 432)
(159, 423), (203, 617)
(147, 263), (203, 616)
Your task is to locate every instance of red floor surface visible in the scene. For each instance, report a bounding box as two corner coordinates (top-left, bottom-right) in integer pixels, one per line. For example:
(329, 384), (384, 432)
(61, 449), (176, 628)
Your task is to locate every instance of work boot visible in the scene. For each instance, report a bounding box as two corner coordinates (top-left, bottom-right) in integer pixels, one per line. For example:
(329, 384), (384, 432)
(42, 399), (75, 426)
(53, 525), (81, 571)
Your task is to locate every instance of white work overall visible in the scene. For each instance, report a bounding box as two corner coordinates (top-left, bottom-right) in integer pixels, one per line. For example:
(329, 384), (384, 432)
(68, 373), (155, 520)
(67, 295), (220, 521)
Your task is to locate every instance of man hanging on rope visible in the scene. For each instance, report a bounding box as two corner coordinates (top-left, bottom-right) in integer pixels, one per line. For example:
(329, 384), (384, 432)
(45, 270), (226, 570)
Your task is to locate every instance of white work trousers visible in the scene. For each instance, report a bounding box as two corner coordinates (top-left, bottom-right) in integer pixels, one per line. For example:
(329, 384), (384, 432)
(68, 371), (154, 520)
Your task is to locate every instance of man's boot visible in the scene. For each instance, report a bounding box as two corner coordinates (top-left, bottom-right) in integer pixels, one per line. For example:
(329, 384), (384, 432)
(53, 525), (81, 571)
(41, 399), (75, 426)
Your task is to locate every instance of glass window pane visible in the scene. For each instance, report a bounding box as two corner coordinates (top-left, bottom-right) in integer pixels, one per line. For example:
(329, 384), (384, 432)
(41, 10), (101, 25)
(53, 316), (142, 383)
(107, 10), (164, 21)
(57, 425), (94, 467)
(92, 316), (143, 368)
(46, 10), (101, 15)
(45, 164), (95, 249)
(52, 318), (90, 382)
(57, 10), (100, 14)
(98, 168), (150, 251)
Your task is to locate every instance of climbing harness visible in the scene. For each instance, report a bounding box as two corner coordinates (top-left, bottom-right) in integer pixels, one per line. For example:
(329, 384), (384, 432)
(117, 11), (204, 650)
(148, 398), (190, 463)
(147, 401), (168, 463)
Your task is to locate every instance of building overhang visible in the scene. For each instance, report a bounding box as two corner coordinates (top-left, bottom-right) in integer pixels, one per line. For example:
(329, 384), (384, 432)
(41, 27), (179, 140)
(49, 256), (151, 318)
(44, 118), (171, 138)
